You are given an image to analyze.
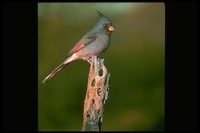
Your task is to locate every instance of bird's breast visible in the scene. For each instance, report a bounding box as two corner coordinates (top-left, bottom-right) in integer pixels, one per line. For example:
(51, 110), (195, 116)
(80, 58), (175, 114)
(90, 34), (110, 54)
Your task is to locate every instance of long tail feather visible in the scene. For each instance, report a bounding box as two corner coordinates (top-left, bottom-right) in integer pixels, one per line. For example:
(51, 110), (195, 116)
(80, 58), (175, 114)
(42, 63), (66, 83)
(42, 54), (77, 83)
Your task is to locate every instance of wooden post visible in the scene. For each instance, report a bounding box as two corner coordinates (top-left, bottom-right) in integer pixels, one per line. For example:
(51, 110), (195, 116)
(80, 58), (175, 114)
(82, 56), (110, 131)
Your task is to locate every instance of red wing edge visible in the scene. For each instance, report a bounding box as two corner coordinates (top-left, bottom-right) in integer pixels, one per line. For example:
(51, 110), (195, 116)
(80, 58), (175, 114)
(68, 35), (97, 55)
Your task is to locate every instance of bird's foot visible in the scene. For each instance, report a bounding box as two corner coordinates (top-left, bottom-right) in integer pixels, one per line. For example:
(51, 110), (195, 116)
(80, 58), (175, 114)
(86, 58), (93, 64)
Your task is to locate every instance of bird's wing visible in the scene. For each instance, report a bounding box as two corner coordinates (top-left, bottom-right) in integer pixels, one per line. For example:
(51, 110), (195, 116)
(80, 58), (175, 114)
(68, 34), (97, 56)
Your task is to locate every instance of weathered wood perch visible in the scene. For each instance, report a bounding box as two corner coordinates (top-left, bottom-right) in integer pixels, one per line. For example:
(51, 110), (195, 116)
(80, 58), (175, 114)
(82, 56), (110, 131)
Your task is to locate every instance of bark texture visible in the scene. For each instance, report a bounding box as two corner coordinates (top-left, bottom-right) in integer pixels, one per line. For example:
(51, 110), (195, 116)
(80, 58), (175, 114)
(82, 56), (110, 131)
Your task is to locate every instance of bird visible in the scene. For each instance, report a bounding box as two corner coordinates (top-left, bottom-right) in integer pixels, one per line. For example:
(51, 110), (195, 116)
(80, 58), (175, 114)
(42, 11), (115, 83)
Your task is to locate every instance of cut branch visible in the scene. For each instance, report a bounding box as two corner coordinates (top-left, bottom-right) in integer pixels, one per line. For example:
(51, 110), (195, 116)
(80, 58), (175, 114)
(82, 56), (110, 131)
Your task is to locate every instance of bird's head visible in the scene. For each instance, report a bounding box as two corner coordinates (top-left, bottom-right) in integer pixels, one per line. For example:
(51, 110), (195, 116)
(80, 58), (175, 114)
(94, 11), (115, 36)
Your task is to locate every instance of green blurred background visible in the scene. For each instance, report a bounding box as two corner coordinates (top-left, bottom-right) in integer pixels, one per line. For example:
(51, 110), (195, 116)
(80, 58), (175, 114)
(38, 3), (165, 131)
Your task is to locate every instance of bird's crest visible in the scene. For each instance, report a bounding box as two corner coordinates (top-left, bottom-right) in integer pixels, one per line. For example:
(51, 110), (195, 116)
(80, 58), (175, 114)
(94, 11), (112, 28)
(97, 11), (104, 17)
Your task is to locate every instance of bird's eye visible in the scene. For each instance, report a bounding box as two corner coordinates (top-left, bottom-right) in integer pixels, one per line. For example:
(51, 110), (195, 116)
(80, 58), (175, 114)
(103, 23), (108, 28)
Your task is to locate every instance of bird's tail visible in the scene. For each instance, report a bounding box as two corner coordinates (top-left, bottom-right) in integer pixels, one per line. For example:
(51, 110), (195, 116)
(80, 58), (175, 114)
(42, 62), (66, 83)
(42, 55), (77, 83)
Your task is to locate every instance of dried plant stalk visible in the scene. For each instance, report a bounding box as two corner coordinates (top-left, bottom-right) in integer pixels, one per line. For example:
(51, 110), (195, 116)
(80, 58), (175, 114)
(82, 56), (110, 131)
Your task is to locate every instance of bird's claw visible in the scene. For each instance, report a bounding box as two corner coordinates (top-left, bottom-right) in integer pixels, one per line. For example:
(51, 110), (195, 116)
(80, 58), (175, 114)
(86, 58), (93, 64)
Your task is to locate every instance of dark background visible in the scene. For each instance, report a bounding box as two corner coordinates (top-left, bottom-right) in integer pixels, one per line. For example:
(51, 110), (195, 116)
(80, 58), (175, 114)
(38, 3), (164, 131)
(3, 2), (197, 132)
